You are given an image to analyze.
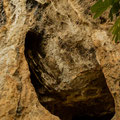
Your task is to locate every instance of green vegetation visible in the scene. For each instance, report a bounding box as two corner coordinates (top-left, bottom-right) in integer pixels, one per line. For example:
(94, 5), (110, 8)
(91, 0), (120, 43)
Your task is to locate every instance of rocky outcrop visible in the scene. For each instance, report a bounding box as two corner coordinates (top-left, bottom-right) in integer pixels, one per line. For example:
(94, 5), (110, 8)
(24, 0), (115, 119)
(0, 0), (59, 120)
(0, 0), (120, 120)
(92, 30), (120, 120)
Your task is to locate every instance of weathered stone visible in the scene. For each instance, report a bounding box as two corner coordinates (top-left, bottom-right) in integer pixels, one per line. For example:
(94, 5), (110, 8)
(0, 0), (6, 27)
(0, 0), (59, 120)
(92, 30), (120, 120)
(25, 0), (116, 119)
(1, 0), (120, 120)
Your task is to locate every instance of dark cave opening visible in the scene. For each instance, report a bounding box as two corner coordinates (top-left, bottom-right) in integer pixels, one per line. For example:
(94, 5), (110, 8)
(72, 114), (114, 120)
(24, 31), (115, 120)
(24, 30), (46, 95)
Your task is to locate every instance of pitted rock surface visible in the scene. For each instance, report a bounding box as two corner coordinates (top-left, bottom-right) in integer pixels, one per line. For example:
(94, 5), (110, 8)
(0, 0), (120, 120)
(0, 0), (59, 120)
(25, 0), (115, 119)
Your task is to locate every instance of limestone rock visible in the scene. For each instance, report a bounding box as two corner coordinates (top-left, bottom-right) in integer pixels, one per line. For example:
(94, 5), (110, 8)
(92, 30), (120, 120)
(0, 0), (59, 120)
(25, 0), (116, 119)
(1, 0), (120, 120)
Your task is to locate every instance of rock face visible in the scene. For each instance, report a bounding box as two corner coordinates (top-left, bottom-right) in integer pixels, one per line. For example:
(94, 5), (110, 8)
(0, 0), (120, 120)
(25, 0), (115, 119)
(0, 0), (59, 120)
(25, 31), (114, 119)
(92, 31), (120, 120)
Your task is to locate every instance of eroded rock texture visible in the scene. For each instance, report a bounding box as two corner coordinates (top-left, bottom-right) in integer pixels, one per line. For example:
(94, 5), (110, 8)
(0, 0), (120, 120)
(0, 0), (59, 120)
(24, 0), (115, 119)
(24, 0), (116, 120)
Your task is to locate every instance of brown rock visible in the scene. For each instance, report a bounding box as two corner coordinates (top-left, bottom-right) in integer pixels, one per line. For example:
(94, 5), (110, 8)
(0, 0), (59, 120)
(1, 0), (120, 120)
(92, 30), (120, 120)
(25, 0), (116, 119)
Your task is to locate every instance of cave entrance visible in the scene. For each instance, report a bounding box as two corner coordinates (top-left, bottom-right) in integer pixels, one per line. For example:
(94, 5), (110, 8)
(24, 31), (115, 120)
(72, 114), (114, 120)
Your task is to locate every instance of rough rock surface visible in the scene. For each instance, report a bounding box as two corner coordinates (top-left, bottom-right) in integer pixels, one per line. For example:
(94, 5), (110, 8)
(24, 0), (118, 120)
(92, 31), (120, 120)
(0, 0), (59, 120)
(0, 0), (120, 120)
(25, 0), (115, 119)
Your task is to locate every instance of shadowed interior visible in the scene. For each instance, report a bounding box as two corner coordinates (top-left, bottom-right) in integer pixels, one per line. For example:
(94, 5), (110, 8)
(24, 31), (115, 120)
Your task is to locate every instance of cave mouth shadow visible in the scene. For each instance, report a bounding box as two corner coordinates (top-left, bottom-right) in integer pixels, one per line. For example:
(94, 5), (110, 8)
(24, 31), (115, 120)
(24, 30), (45, 94)
(72, 113), (114, 120)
